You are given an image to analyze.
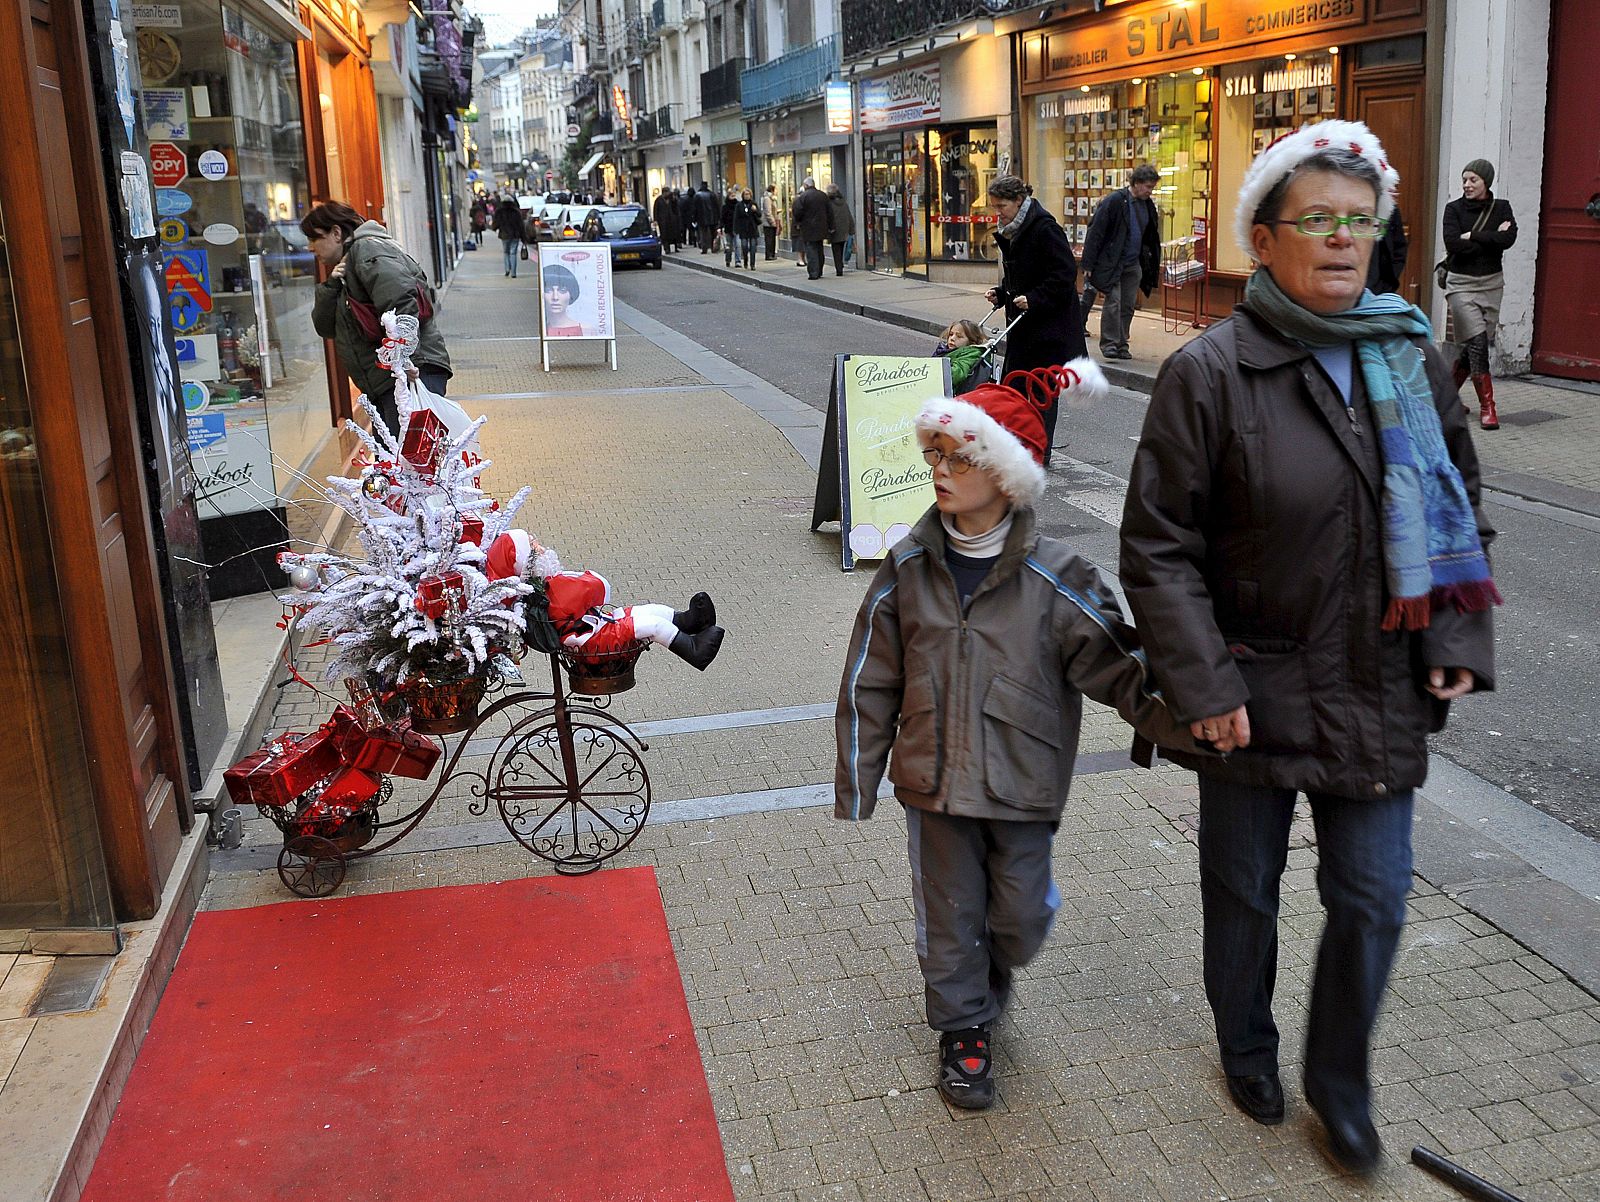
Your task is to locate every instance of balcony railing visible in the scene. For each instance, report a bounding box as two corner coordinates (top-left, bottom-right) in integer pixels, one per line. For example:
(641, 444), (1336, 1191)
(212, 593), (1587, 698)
(700, 56), (747, 112)
(635, 103), (679, 142)
(740, 34), (840, 117)
(841, 0), (992, 61)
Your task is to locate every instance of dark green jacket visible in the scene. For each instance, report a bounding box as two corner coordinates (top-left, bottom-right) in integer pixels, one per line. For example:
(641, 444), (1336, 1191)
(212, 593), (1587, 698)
(312, 221), (450, 402)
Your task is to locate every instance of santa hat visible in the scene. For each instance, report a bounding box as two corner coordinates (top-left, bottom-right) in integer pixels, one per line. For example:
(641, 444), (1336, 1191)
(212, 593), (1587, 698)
(915, 359), (1107, 506)
(484, 529), (531, 581)
(1233, 120), (1400, 263)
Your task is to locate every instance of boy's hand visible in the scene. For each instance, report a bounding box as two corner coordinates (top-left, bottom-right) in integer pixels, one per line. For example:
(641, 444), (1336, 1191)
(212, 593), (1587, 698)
(1192, 706), (1250, 753)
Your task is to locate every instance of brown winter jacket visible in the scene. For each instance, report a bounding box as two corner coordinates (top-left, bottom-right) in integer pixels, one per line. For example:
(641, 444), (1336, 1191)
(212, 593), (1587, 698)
(835, 505), (1197, 822)
(1119, 307), (1496, 799)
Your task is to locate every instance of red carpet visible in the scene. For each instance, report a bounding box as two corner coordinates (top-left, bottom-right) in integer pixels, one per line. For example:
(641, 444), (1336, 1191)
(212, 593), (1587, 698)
(83, 869), (735, 1202)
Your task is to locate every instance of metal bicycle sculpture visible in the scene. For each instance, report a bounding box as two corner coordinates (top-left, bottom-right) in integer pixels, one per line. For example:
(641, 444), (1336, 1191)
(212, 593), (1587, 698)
(265, 647), (653, 898)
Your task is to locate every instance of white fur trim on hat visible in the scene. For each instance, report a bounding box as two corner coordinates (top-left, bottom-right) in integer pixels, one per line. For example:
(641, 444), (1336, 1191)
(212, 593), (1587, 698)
(1233, 120), (1400, 262)
(1051, 356), (1110, 408)
(915, 397), (1048, 507)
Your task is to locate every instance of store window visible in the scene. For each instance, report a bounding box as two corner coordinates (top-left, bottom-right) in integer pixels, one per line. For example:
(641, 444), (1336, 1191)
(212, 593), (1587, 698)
(863, 134), (904, 272)
(927, 125), (998, 262)
(764, 153), (795, 247)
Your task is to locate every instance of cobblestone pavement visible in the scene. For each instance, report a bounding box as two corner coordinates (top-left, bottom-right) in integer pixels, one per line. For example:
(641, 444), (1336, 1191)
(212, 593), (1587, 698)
(206, 247), (1600, 1202)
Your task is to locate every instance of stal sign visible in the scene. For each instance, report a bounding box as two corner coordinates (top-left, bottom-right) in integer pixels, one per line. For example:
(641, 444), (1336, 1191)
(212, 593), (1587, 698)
(149, 141), (187, 188)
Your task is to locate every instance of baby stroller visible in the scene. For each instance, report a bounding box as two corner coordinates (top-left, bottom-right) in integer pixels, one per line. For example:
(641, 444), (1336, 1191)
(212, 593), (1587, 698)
(934, 307), (1026, 395)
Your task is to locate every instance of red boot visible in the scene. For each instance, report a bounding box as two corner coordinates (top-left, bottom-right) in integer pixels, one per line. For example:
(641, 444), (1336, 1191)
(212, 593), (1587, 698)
(1472, 373), (1499, 430)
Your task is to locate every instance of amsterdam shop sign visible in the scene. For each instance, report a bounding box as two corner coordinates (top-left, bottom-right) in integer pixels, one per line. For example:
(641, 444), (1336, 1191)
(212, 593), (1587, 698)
(1045, 0), (1365, 78)
(861, 63), (940, 132)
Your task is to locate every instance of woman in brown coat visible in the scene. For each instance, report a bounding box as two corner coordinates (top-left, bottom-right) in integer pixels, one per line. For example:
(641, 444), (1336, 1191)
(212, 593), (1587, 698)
(1120, 123), (1498, 1175)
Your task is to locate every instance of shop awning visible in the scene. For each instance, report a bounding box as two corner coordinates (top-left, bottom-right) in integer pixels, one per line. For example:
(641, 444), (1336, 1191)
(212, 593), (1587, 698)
(577, 151), (605, 177)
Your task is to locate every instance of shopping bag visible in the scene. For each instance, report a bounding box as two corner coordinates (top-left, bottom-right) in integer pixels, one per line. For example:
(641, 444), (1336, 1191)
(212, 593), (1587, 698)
(519, 243), (530, 261)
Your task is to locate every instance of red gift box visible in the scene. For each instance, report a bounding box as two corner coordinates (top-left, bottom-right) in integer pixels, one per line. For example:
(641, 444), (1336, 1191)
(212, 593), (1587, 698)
(413, 570), (466, 622)
(294, 769), (382, 835)
(224, 730), (343, 810)
(402, 410), (447, 480)
(459, 515), (484, 546)
(327, 703), (441, 780)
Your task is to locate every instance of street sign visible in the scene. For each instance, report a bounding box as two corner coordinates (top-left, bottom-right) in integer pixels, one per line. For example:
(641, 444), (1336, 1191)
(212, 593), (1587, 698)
(566, 123), (579, 137)
(149, 141), (186, 187)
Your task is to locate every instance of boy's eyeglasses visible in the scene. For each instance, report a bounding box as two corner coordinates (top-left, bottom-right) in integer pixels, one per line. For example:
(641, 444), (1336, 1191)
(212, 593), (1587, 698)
(922, 446), (975, 475)
(1274, 213), (1389, 238)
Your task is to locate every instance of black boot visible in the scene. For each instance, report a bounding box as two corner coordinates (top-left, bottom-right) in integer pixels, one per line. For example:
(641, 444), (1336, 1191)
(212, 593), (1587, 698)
(672, 592), (716, 634)
(669, 625), (724, 671)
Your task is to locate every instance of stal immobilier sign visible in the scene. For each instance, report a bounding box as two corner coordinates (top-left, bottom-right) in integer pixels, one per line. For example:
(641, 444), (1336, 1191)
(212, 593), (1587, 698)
(1045, 0), (1367, 78)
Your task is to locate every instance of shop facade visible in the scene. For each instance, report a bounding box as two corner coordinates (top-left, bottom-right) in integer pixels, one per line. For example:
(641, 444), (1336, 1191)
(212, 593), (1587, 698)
(1013, 0), (1433, 312)
(855, 37), (1010, 283)
(751, 103), (849, 256)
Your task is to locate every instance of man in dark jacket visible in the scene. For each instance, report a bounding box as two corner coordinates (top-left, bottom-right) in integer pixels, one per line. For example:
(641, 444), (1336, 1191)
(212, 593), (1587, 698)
(652, 187), (681, 252)
(792, 177), (832, 280)
(1365, 198), (1408, 294)
(694, 183), (720, 253)
(304, 201), (450, 436)
(677, 187), (698, 251)
(1079, 163), (1161, 359)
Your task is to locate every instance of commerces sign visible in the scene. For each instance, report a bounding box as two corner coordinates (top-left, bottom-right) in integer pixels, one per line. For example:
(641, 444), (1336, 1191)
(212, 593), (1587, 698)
(1040, 0), (1368, 80)
(860, 64), (940, 132)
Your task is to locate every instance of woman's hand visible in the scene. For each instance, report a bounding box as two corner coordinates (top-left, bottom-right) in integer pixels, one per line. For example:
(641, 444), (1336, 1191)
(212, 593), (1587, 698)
(1426, 667), (1476, 701)
(1497, 221), (1512, 232)
(985, 287), (1000, 305)
(329, 260), (347, 281)
(1192, 706), (1251, 753)
(1014, 295), (1031, 312)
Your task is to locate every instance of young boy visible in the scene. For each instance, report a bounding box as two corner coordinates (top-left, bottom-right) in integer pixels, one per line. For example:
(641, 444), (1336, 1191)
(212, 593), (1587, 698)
(834, 367), (1198, 1109)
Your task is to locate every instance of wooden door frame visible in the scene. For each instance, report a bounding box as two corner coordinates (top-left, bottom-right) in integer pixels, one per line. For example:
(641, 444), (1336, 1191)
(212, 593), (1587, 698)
(1347, 59), (1430, 307)
(0, 0), (188, 917)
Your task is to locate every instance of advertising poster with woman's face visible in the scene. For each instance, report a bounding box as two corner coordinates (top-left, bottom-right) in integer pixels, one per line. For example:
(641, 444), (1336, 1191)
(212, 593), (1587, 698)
(538, 244), (614, 340)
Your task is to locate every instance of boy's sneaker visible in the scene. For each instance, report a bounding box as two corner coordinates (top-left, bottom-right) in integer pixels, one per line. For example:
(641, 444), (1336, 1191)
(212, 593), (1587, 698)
(937, 1026), (995, 1109)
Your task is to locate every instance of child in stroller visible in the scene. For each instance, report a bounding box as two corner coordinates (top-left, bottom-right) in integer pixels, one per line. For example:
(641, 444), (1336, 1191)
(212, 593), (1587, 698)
(931, 319), (996, 395)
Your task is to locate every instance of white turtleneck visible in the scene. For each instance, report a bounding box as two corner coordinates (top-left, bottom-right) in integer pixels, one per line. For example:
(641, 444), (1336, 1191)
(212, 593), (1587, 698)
(942, 510), (1013, 559)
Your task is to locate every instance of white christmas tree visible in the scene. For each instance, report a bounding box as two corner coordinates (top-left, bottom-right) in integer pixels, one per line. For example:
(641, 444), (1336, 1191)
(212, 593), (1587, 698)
(279, 313), (535, 686)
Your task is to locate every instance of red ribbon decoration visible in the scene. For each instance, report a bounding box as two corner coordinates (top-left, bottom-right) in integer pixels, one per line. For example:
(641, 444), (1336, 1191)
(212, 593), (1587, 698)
(1001, 365), (1081, 413)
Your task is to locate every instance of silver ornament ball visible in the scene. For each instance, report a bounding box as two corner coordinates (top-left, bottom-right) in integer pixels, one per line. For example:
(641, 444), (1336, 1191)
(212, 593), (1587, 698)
(288, 564), (320, 591)
(361, 469), (391, 499)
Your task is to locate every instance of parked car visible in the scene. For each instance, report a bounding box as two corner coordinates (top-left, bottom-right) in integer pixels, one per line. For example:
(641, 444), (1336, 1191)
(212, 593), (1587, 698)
(550, 205), (599, 241)
(580, 205), (663, 269)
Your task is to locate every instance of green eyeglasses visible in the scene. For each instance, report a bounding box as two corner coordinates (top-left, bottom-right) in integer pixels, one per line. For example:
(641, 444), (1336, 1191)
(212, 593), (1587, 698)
(1274, 213), (1389, 238)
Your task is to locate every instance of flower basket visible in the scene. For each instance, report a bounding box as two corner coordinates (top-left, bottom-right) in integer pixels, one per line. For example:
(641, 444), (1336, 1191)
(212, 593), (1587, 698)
(402, 670), (488, 734)
(560, 641), (648, 695)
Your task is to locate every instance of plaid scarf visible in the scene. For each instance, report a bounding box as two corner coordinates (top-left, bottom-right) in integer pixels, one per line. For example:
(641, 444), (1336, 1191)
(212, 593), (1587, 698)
(1244, 270), (1501, 630)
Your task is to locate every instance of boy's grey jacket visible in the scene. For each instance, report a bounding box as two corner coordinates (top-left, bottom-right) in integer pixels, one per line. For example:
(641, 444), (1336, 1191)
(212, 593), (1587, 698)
(835, 506), (1195, 822)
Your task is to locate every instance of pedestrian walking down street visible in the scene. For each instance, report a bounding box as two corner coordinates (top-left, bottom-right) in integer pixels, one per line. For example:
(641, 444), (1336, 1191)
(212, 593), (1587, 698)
(1366, 196), (1409, 295)
(721, 188), (739, 267)
(759, 183), (781, 260)
(792, 176), (831, 280)
(733, 189), (761, 269)
(825, 183), (855, 276)
(491, 194), (523, 277)
(677, 187), (698, 255)
(835, 368), (1194, 1112)
(652, 187), (681, 252)
(984, 176), (1087, 464)
(304, 200), (452, 437)
(1442, 159), (1518, 430)
(1120, 122), (1499, 1176)
(1079, 164), (1161, 360)
(695, 182), (720, 254)
(469, 197), (488, 249)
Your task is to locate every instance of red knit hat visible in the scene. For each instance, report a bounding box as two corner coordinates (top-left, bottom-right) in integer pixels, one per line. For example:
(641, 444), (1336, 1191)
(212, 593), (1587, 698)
(915, 360), (1107, 505)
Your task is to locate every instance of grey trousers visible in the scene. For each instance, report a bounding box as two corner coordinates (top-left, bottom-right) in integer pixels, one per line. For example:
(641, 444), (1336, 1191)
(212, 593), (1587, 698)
(906, 808), (1060, 1030)
(1099, 262), (1143, 354)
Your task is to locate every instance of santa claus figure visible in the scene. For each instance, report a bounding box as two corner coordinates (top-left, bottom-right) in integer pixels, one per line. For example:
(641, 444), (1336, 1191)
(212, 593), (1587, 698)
(484, 530), (725, 671)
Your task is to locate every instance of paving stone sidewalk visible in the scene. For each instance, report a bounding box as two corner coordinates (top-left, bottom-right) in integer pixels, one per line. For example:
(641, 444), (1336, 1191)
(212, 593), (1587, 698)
(204, 246), (1600, 1202)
